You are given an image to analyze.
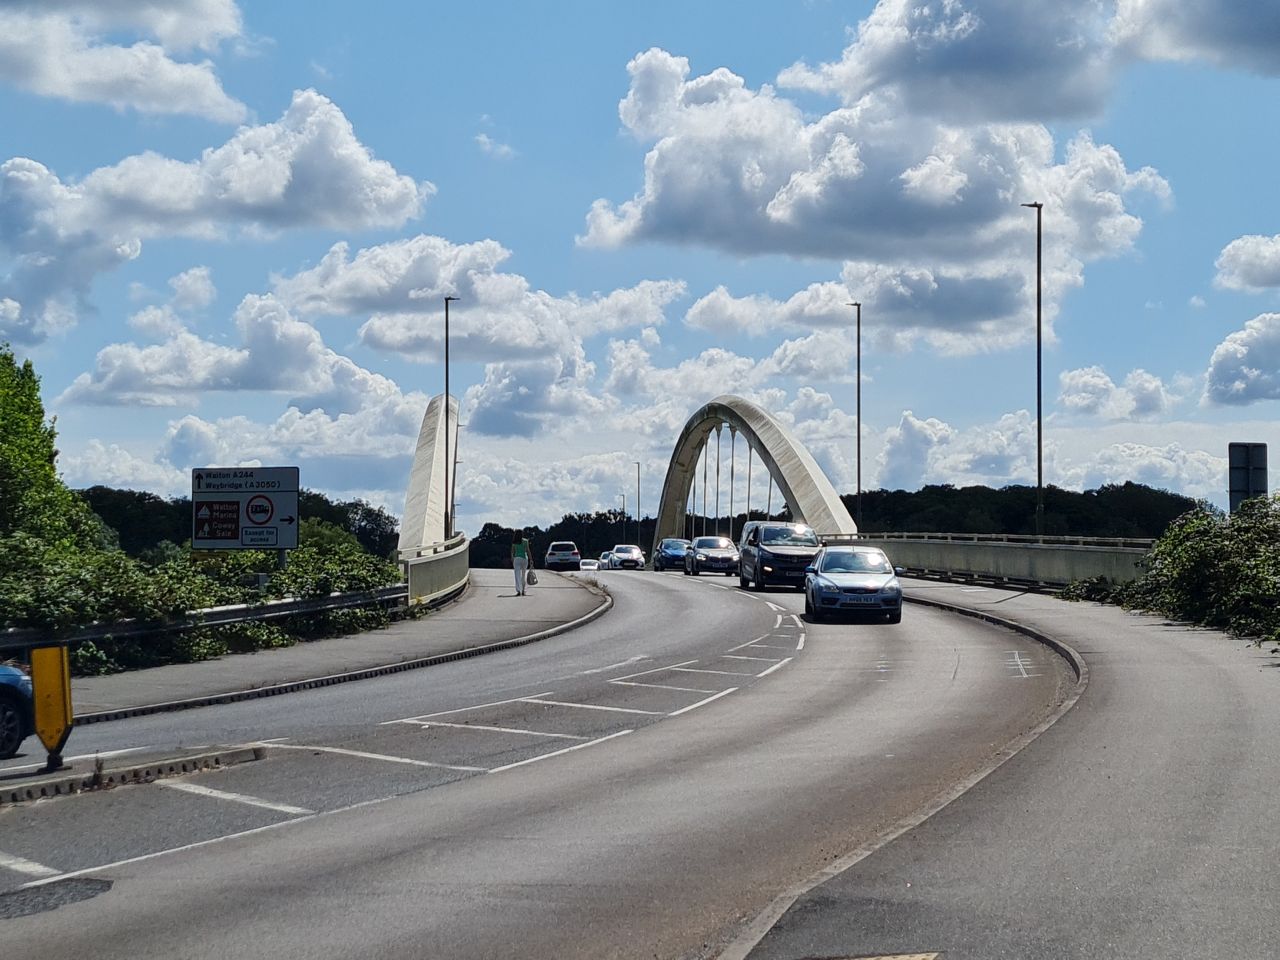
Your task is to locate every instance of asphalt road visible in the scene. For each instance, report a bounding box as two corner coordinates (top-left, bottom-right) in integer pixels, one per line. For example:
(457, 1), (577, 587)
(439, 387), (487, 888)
(0, 571), (1070, 958)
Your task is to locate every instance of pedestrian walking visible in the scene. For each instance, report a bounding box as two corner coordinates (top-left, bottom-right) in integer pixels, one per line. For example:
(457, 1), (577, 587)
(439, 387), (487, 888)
(511, 531), (531, 596)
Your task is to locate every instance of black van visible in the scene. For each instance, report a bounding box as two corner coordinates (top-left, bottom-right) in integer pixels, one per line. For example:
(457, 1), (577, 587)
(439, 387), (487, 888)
(737, 521), (822, 590)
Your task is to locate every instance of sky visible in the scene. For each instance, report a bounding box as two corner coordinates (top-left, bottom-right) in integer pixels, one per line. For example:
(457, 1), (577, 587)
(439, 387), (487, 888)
(3, 0), (1280, 534)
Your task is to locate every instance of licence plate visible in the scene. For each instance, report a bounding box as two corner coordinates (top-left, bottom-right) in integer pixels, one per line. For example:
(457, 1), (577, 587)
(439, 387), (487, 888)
(844, 596), (878, 604)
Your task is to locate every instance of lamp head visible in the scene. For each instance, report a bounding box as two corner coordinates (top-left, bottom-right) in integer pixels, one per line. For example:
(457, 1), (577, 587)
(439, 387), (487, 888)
(444, 295), (460, 303)
(1020, 202), (1042, 209)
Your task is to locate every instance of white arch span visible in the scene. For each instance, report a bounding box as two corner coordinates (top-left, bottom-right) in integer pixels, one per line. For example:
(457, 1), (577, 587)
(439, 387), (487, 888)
(652, 394), (856, 554)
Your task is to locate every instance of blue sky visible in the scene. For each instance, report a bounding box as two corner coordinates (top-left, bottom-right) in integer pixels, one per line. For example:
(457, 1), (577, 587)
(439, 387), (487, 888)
(3, 1), (1280, 532)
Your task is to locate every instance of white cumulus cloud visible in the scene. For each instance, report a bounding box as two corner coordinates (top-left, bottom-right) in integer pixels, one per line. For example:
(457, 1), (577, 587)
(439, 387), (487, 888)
(1214, 234), (1280, 292)
(1204, 313), (1280, 406)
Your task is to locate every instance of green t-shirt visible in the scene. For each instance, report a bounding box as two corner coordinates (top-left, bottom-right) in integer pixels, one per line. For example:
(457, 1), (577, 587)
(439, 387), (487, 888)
(512, 540), (529, 559)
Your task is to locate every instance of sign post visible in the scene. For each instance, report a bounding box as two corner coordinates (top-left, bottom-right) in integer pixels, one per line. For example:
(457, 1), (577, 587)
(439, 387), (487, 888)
(192, 467), (300, 551)
(1228, 443), (1267, 513)
(31, 645), (73, 772)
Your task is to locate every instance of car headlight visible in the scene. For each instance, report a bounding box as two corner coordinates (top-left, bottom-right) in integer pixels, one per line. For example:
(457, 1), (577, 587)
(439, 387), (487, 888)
(881, 581), (901, 595)
(696, 553), (707, 561)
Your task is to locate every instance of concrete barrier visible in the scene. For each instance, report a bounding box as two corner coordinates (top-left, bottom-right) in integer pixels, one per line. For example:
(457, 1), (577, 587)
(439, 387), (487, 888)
(842, 532), (1151, 588)
(402, 534), (470, 603)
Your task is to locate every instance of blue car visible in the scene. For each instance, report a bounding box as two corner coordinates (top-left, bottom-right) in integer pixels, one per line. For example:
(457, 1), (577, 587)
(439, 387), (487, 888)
(0, 663), (35, 759)
(652, 538), (690, 571)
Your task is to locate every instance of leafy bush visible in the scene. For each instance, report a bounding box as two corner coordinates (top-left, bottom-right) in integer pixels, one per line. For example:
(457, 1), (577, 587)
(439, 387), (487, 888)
(1075, 497), (1280, 646)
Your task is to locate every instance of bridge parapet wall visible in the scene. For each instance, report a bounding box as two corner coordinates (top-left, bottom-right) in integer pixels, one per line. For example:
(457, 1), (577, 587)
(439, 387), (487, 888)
(402, 533), (470, 603)
(838, 533), (1151, 587)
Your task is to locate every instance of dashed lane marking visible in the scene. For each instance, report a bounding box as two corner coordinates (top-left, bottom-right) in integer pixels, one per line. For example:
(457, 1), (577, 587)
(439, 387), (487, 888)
(382, 691), (556, 724)
(747, 642), (795, 650)
(756, 657), (793, 678)
(668, 687), (737, 717)
(519, 697), (664, 716)
(161, 781), (314, 816)
(673, 667), (758, 677)
(488, 729), (633, 773)
(260, 742), (487, 772)
(0, 851), (59, 878)
(608, 680), (718, 694)
(722, 654), (783, 662)
(726, 634), (772, 652)
(578, 656), (648, 675)
(414, 721), (589, 740)
(796, 632), (806, 651)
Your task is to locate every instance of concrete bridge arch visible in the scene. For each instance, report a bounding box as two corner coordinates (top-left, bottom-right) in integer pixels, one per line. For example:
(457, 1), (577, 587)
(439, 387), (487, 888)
(652, 394), (856, 554)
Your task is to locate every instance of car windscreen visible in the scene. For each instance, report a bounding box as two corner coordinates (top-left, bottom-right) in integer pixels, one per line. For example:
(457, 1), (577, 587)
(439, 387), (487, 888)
(549, 542), (576, 551)
(693, 537), (733, 549)
(760, 525), (820, 547)
(614, 545), (640, 554)
(820, 550), (892, 574)
(662, 540), (690, 550)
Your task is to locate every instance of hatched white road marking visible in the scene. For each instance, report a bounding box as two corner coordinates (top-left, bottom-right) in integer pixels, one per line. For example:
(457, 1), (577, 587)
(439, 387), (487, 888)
(1005, 650), (1040, 678)
(608, 680), (718, 694)
(0, 851), (59, 878)
(578, 656), (648, 675)
(722, 654), (783, 662)
(415, 721), (588, 740)
(766, 601), (785, 612)
(726, 635), (772, 652)
(382, 691), (556, 724)
(673, 667), (757, 677)
(519, 697), (664, 716)
(609, 660), (699, 681)
(789, 614), (803, 628)
(796, 632), (806, 651)
(161, 781), (314, 816)
(260, 742), (486, 772)
(756, 657), (793, 678)
(489, 730), (633, 773)
(669, 688), (738, 716)
(774, 614), (784, 629)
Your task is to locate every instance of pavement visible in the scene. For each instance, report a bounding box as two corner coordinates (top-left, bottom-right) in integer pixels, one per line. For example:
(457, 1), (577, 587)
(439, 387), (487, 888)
(69, 567), (606, 719)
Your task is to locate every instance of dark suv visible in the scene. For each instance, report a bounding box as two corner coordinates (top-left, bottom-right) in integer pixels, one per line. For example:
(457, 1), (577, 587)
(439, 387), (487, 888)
(738, 521), (822, 591)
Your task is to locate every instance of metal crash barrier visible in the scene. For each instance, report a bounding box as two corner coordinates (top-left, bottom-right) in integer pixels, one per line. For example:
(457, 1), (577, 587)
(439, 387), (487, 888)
(821, 531), (1153, 589)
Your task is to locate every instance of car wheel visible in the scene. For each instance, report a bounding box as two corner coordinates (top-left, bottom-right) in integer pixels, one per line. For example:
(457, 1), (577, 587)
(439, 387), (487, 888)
(691, 563), (700, 576)
(887, 610), (902, 624)
(752, 570), (764, 591)
(0, 695), (25, 760)
(682, 564), (689, 576)
(738, 574), (749, 589)
(804, 591), (813, 616)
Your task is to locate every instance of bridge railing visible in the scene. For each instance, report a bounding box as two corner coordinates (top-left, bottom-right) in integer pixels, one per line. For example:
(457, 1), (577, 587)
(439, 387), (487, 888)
(819, 531), (1153, 589)
(400, 532), (470, 604)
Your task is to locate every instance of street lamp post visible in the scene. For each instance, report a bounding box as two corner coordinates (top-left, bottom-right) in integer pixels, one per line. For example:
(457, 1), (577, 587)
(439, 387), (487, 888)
(1020, 202), (1044, 537)
(443, 295), (459, 540)
(634, 460), (641, 549)
(848, 301), (862, 529)
(619, 493), (626, 543)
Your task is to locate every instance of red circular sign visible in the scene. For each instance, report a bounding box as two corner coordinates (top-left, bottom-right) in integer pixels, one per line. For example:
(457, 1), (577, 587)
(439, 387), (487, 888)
(245, 495), (274, 526)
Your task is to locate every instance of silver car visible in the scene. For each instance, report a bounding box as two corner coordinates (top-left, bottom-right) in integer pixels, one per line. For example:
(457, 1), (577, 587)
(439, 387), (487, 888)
(804, 545), (904, 623)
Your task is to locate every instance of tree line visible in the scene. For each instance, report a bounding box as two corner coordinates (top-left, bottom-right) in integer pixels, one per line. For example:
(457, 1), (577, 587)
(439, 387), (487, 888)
(468, 480), (1200, 568)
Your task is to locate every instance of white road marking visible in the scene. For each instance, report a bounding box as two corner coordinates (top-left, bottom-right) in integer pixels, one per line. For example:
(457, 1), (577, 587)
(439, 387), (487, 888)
(796, 632), (806, 651)
(381, 691), (556, 723)
(673, 667), (757, 677)
(726, 634), (771, 652)
(608, 680), (718, 694)
(489, 730), (633, 773)
(722, 654), (782, 662)
(747, 642), (795, 650)
(757, 657), (794, 678)
(519, 697), (664, 716)
(669, 688), (738, 716)
(160, 781), (314, 816)
(766, 601), (785, 612)
(0, 744), (155, 775)
(609, 659), (699, 681)
(259, 742), (487, 772)
(0, 851), (59, 878)
(789, 614), (803, 628)
(416, 721), (588, 740)
(774, 614), (784, 629)
(1005, 651), (1039, 678)
(578, 656), (648, 675)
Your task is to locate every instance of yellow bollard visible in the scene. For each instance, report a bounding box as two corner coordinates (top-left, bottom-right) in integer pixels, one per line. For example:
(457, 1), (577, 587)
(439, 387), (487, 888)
(31, 645), (73, 772)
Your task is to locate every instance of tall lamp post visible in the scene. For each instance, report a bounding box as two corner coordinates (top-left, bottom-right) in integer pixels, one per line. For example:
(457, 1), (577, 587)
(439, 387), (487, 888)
(443, 295), (459, 540)
(1020, 202), (1044, 537)
(848, 301), (862, 529)
(633, 461), (641, 549)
